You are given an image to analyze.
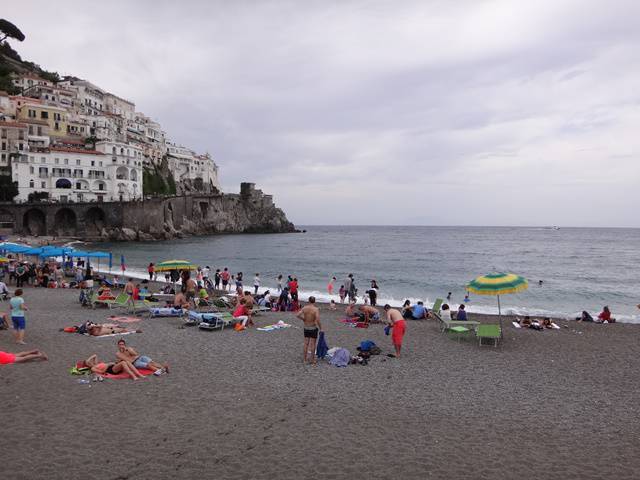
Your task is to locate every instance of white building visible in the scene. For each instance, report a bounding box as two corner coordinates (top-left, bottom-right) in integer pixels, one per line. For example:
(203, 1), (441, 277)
(166, 142), (221, 193)
(58, 78), (105, 116)
(12, 145), (143, 203)
(11, 73), (53, 95)
(104, 93), (135, 121)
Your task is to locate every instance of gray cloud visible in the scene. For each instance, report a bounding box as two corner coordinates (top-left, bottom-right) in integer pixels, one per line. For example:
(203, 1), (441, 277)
(5, 0), (640, 226)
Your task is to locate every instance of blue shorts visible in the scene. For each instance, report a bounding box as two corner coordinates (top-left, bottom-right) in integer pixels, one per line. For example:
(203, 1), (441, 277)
(133, 355), (152, 369)
(12, 316), (26, 330)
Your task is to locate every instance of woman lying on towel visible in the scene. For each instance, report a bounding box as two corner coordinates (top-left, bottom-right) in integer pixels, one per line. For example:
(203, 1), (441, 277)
(90, 357), (146, 380)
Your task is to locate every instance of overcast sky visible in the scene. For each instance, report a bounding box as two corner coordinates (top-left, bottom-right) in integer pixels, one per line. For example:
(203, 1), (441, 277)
(5, 1), (640, 227)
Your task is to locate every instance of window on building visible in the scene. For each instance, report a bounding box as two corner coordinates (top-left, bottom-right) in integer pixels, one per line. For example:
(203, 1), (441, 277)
(28, 110), (36, 118)
(1, 142), (5, 150)
(41, 111), (49, 119)
(64, 158), (69, 164)
(29, 179), (34, 188)
(55, 158), (59, 164)
(29, 166), (34, 174)
(41, 157), (46, 163)
(99, 161), (103, 167)
(91, 160), (95, 166)
(76, 159), (80, 165)
(41, 181), (46, 188)
(54, 122), (60, 130)
(76, 182), (81, 190)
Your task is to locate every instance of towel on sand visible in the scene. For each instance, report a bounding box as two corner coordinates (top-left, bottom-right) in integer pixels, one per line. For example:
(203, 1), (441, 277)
(102, 368), (155, 379)
(107, 316), (141, 323)
(257, 321), (291, 332)
(90, 331), (139, 338)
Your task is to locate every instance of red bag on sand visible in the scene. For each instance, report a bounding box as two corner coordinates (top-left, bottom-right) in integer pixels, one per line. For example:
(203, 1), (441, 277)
(63, 327), (77, 333)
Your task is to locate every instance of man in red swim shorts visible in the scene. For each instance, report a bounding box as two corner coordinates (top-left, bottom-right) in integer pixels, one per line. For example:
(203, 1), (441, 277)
(384, 304), (406, 358)
(0, 350), (48, 365)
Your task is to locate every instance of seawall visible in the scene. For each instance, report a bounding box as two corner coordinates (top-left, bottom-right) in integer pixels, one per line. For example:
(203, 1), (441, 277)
(0, 183), (296, 241)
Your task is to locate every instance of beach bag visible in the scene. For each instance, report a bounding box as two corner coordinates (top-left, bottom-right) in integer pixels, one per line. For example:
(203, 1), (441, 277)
(358, 340), (376, 352)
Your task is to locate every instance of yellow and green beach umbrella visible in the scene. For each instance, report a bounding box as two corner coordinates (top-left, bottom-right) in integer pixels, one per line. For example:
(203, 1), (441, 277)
(0, 256), (9, 263)
(467, 272), (528, 334)
(154, 259), (197, 272)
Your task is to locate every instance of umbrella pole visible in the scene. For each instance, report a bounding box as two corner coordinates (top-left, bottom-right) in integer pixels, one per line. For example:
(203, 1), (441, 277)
(497, 294), (504, 339)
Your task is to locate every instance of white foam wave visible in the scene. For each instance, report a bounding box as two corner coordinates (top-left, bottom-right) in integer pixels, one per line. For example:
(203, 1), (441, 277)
(90, 267), (640, 324)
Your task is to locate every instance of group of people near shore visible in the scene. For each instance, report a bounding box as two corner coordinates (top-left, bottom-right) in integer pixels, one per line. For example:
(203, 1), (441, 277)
(1, 254), (635, 371)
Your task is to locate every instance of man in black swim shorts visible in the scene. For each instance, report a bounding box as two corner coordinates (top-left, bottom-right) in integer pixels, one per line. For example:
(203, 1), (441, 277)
(296, 296), (322, 365)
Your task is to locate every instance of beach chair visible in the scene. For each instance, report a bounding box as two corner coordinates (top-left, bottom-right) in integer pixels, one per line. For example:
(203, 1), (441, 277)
(92, 291), (122, 309)
(432, 308), (481, 333)
(447, 325), (471, 342)
(113, 293), (151, 313)
(476, 324), (502, 347)
(431, 298), (443, 316)
(198, 313), (226, 331)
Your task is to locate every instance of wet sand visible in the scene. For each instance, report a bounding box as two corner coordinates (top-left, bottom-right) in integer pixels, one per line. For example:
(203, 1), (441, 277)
(0, 287), (638, 479)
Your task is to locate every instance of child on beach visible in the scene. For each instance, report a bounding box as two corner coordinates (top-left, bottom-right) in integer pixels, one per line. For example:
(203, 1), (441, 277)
(339, 285), (346, 304)
(329, 300), (337, 311)
(9, 289), (27, 345)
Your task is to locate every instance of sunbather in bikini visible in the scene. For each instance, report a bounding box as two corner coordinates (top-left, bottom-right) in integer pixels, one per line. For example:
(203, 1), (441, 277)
(91, 358), (146, 380)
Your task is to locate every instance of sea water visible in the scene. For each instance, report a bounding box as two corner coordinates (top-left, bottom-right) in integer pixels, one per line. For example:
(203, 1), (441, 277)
(90, 226), (640, 323)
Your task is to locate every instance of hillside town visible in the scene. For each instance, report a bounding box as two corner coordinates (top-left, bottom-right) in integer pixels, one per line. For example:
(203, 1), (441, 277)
(0, 73), (221, 203)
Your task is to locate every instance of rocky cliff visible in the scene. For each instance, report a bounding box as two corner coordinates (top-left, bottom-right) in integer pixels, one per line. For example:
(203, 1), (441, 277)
(101, 184), (296, 241)
(4, 183), (297, 241)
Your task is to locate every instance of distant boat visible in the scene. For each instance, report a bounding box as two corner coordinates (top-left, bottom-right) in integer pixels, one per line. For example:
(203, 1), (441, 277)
(552, 226), (560, 230)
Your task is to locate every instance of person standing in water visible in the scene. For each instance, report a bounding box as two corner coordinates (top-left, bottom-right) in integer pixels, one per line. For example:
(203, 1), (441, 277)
(327, 276), (336, 296)
(296, 296), (322, 365)
(253, 273), (260, 295)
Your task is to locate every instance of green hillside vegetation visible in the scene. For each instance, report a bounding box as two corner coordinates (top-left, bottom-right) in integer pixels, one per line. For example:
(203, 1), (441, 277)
(0, 19), (61, 94)
(143, 157), (176, 196)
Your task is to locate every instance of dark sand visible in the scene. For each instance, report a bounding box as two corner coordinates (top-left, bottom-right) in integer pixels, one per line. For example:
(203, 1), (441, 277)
(1, 287), (639, 479)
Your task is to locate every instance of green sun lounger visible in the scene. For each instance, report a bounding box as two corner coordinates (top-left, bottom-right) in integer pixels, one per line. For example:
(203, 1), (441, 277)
(432, 307), (480, 333)
(92, 291), (123, 309)
(113, 293), (151, 313)
(476, 324), (502, 347)
(431, 298), (443, 316)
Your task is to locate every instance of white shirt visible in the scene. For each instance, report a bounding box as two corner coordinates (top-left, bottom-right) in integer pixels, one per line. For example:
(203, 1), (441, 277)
(202, 267), (210, 278)
(0, 281), (8, 294)
(440, 308), (452, 320)
(254, 276), (260, 286)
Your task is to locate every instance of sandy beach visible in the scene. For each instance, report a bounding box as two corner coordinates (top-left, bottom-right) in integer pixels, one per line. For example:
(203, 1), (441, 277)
(1, 286), (639, 480)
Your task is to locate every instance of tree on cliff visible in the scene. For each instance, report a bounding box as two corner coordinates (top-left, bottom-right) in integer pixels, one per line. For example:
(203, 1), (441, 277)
(0, 175), (18, 201)
(0, 19), (25, 44)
